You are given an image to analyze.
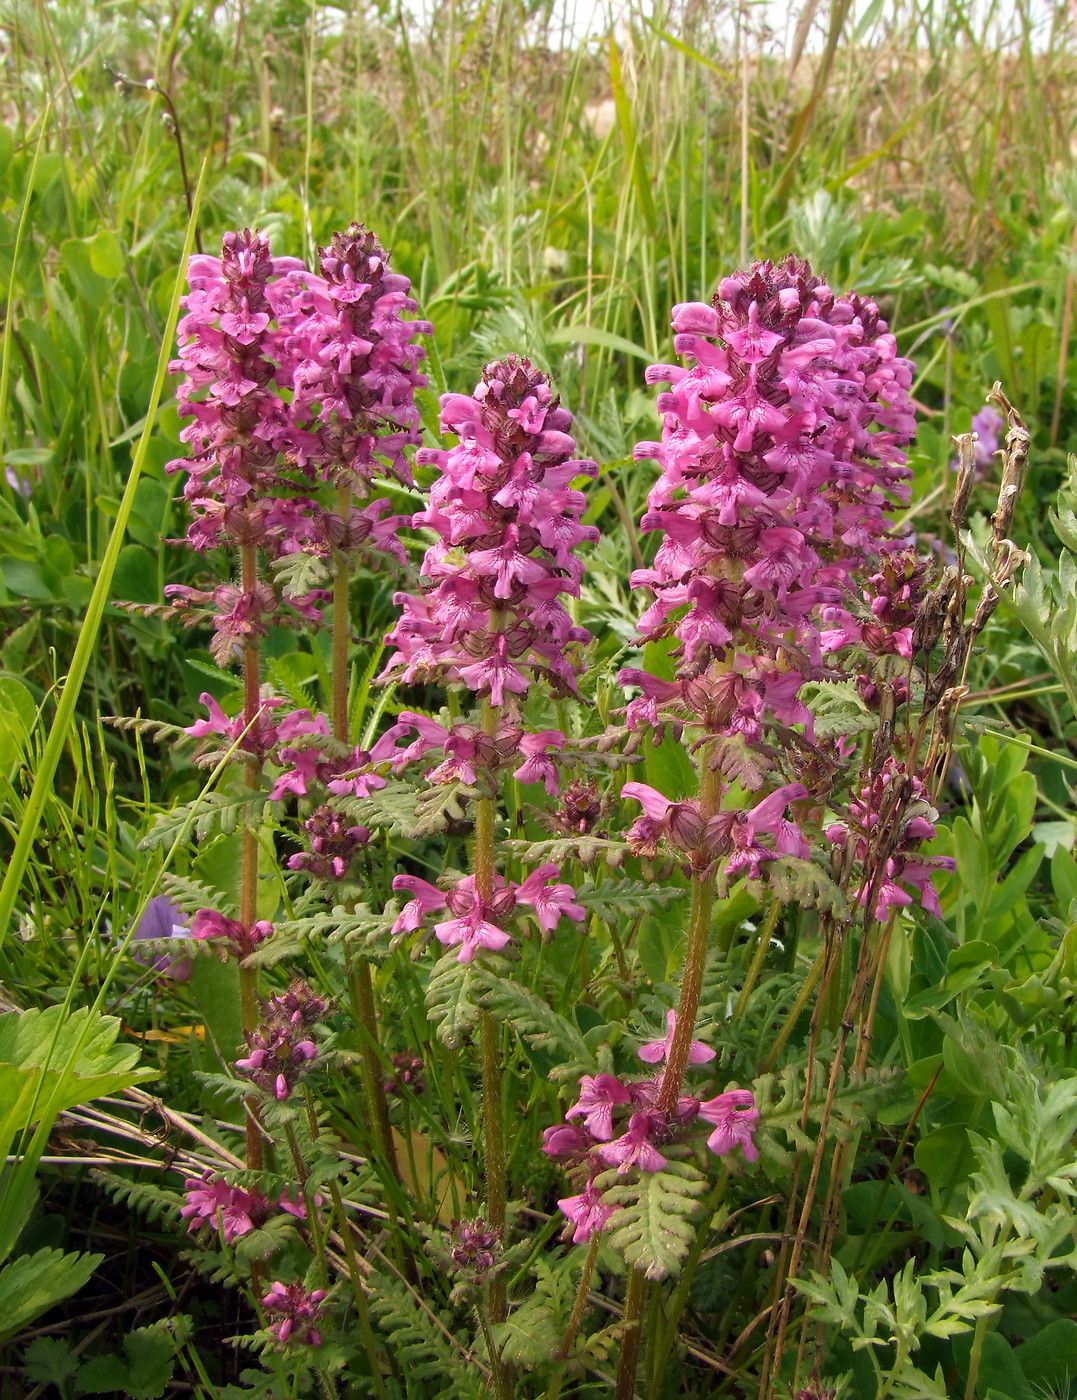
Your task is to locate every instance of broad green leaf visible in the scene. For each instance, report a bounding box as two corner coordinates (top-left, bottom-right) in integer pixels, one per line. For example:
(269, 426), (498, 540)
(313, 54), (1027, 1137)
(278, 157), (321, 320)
(0, 1247), (103, 1344)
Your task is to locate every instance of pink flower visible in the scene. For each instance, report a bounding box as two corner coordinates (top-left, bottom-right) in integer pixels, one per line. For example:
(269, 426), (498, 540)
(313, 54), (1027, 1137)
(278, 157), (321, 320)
(565, 1074), (633, 1142)
(515, 864), (585, 932)
(638, 1009), (715, 1066)
(698, 1089), (760, 1161)
(262, 1281), (327, 1348)
(558, 1183), (615, 1244)
(598, 1112), (669, 1174)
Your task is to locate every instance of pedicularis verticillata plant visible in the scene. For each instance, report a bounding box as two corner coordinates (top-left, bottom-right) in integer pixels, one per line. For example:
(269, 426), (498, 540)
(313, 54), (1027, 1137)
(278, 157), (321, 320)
(146, 241), (1016, 1398)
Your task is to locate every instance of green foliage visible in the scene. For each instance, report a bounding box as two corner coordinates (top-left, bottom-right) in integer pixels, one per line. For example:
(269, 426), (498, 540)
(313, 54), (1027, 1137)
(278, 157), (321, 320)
(602, 1156), (709, 1281)
(475, 971), (598, 1082)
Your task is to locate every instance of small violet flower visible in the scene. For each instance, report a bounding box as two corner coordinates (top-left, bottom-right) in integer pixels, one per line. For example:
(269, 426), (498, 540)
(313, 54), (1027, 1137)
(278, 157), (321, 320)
(262, 1281), (327, 1348)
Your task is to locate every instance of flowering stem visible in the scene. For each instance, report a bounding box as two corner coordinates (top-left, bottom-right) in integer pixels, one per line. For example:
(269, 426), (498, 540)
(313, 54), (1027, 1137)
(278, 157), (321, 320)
(239, 541), (264, 1172)
(557, 1233), (600, 1360)
(656, 757), (723, 1117)
(328, 502), (402, 1189)
(347, 958), (401, 1182)
(614, 1265), (648, 1400)
(332, 483), (351, 740)
(475, 700), (507, 1323)
(284, 1120), (331, 1288)
(304, 1088), (389, 1400)
(474, 1300), (510, 1400)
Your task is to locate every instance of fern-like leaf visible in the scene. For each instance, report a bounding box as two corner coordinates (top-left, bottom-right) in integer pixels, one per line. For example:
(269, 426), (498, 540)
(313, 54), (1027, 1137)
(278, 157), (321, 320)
(601, 1156), (709, 1280)
(474, 971), (597, 1082)
(425, 952), (480, 1049)
(140, 794), (263, 851)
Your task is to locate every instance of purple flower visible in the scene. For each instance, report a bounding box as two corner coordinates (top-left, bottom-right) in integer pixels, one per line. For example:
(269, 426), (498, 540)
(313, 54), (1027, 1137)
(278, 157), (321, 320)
(277, 223), (431, 490)
(190, 909), (274, 959)
(380, 356), (597, 703)
(565, 1073), (633, 1142)
(638, 1009), (715, 1066)
(826, 758), (956, 920)
(236, 981), (328, 1100)
(515, 863), (585, 932)
(598, 1112), (669, 1174)
(262, 1281), (327, 1347)
(698, 1089), (760, 1161)
(180, 1172), (306, 1244)
(622, 257), (917, 739)
(950, 405), (1004, 477)
(130, 895), (191, 981)
(558, 1182), (615, 1244)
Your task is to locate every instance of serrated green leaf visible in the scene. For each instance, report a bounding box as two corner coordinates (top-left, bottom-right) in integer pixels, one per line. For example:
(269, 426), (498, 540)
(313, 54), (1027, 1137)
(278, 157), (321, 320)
(425, 953), (481, 1049)
(474, 971), (597, 1081)
(603, 1158), (708, 1280)
(0, 1247), (103, 1344)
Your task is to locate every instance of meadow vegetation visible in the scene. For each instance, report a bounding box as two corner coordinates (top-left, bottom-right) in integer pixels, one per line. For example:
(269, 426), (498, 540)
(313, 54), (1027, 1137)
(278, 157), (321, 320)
(3, 1), (1077, 1397)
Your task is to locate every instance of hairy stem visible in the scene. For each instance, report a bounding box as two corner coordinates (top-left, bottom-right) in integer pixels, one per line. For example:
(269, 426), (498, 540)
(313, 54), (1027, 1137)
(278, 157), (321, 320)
(614, 1266), (648, 1400)
(332, 483), (351, 740)
(239, 542), (263, 1171)
(656, 757), (723, 1116)
(304, 1089), (389, 1400)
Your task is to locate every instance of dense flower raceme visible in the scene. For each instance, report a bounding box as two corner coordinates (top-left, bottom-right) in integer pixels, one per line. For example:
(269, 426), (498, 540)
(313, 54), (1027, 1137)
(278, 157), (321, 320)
(180, 1171), (306, 1245)
(621, 256), (917, 740)
(262, 1281), (327, 1348)
(380, 355), (598, 705)
(547, 1011), (759, 1244)
(236, 981), (329, 1101)
(164, 227), (428, 659)
(825, 758), (956, 920)
(276, 222), (432, 488)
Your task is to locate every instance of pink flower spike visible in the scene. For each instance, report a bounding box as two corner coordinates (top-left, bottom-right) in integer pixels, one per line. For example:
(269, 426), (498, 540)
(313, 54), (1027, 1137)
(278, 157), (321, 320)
(698, 1089), (760, 1162)
(638, 1009), (716, 1065)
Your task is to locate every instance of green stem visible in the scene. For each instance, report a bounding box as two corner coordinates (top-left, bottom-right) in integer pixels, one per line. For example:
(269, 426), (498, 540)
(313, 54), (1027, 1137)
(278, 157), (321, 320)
(475, 1301), (511, 1400)
(614, 1266), (648, 1400)
(285, 1121), (331, 1288)
(304, 1089), (389, 1400)
(347, 957), (401, 1181)
(474, 701), (507, 1323)
(240, 541), (264, 1172)
(332, 483), (352, 741)
(656, 758), (722, 1117)
(759, 939), (828, 1074)
(732, 900), (782, 1021)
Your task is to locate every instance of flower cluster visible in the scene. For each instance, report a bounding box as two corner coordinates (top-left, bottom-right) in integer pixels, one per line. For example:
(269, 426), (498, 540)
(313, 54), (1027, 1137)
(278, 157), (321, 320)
(277, 222), (431, 488)
(825, 758), (956, 920)
(391, 865), (585, 962)
(165, 227), (429, 658)
(622, 779), (809, 876)
(622, 256), (916, 738)
(449, 1217), (501, 1282)
(180, 1171), (306, 1245)
(545, 1011), (759, 1244)
(381, 355), (598, 704)
(262, 1281), (327, 1348)
(236, 981), (329, 1101)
